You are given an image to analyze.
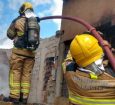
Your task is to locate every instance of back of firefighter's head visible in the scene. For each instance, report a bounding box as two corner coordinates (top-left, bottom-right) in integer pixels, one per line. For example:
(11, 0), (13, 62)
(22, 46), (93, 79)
(19, 2), (33, 15)
(70, 34), (104, 69)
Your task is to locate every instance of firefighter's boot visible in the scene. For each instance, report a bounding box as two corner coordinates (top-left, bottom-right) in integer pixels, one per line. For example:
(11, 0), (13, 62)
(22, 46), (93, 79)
(3, 97), (19, 105)
(10, 97), (19, 105)
(19, 93), (27, 104)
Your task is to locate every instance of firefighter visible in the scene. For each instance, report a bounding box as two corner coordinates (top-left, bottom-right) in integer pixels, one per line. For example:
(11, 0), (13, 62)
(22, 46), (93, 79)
(4, 2), (40, 104)
(62, 34), (115, 105)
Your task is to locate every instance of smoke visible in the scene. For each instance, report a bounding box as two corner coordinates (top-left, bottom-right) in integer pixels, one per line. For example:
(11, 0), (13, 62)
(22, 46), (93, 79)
(0, 38), (13, 49)
(0, 64), (10, 97)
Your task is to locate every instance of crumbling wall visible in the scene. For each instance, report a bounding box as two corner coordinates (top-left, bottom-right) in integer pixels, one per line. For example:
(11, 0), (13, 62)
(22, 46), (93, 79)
(28, 36), (60, 104)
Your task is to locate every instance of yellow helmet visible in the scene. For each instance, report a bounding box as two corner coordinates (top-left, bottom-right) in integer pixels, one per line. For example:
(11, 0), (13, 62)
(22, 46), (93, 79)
(19, 2), (33, 14)
(70, 34), (103, 67)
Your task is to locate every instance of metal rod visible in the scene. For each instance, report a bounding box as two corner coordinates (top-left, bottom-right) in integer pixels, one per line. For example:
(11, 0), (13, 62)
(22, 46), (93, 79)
(39, 15), (115, 71)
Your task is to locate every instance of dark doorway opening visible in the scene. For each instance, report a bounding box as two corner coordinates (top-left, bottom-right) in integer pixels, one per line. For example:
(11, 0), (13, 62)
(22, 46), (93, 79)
(96, 21), (115, 48)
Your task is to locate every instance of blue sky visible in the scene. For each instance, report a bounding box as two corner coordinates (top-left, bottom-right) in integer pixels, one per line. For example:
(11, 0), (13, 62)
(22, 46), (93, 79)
(0, 0), (63, 48)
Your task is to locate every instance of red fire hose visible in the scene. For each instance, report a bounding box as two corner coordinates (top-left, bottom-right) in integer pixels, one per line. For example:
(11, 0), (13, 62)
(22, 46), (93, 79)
(40, 15), (115, 71)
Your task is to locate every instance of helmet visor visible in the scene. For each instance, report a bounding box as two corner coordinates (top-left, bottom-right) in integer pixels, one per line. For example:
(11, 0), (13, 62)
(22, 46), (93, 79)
(95, 58), (105, 71)
(85, 55), (105, 75)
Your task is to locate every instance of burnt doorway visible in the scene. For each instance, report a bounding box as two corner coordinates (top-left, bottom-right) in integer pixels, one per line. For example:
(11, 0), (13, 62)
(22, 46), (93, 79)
(96, 21), (115, 48)
(61, 40), (72, 97)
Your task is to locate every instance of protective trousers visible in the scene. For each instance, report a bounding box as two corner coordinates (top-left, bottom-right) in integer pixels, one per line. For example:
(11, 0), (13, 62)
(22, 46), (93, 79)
(9, 53), (35, 99)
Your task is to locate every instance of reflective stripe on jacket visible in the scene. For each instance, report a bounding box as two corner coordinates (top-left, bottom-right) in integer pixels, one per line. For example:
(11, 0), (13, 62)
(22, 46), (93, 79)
(69, 93), (115, 105)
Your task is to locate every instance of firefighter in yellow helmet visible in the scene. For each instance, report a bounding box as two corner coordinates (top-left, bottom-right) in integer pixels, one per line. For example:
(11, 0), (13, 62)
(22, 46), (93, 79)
(62, 34), (115, 105)
(4, 2), (40, 104)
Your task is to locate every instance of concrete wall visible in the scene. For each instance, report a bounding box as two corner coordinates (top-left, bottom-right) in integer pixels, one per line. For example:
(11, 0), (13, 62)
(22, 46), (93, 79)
(28, 36), (60, 104)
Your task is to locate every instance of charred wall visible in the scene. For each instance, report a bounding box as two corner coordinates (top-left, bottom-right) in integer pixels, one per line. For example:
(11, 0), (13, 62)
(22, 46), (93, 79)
(61, 0), (115, 42)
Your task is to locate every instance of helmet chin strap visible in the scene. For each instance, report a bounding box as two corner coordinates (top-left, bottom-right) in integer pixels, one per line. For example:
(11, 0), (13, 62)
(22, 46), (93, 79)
(85, 58), (105, 76)
(24, 9), (36, 18)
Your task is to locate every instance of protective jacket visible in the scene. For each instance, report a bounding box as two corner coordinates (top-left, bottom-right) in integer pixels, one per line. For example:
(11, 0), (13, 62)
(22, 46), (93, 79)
(64, 69), (115, 105)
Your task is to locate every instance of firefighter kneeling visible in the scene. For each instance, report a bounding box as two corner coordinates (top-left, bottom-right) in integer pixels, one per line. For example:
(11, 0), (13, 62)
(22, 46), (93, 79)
(62, 34), (115, 105)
